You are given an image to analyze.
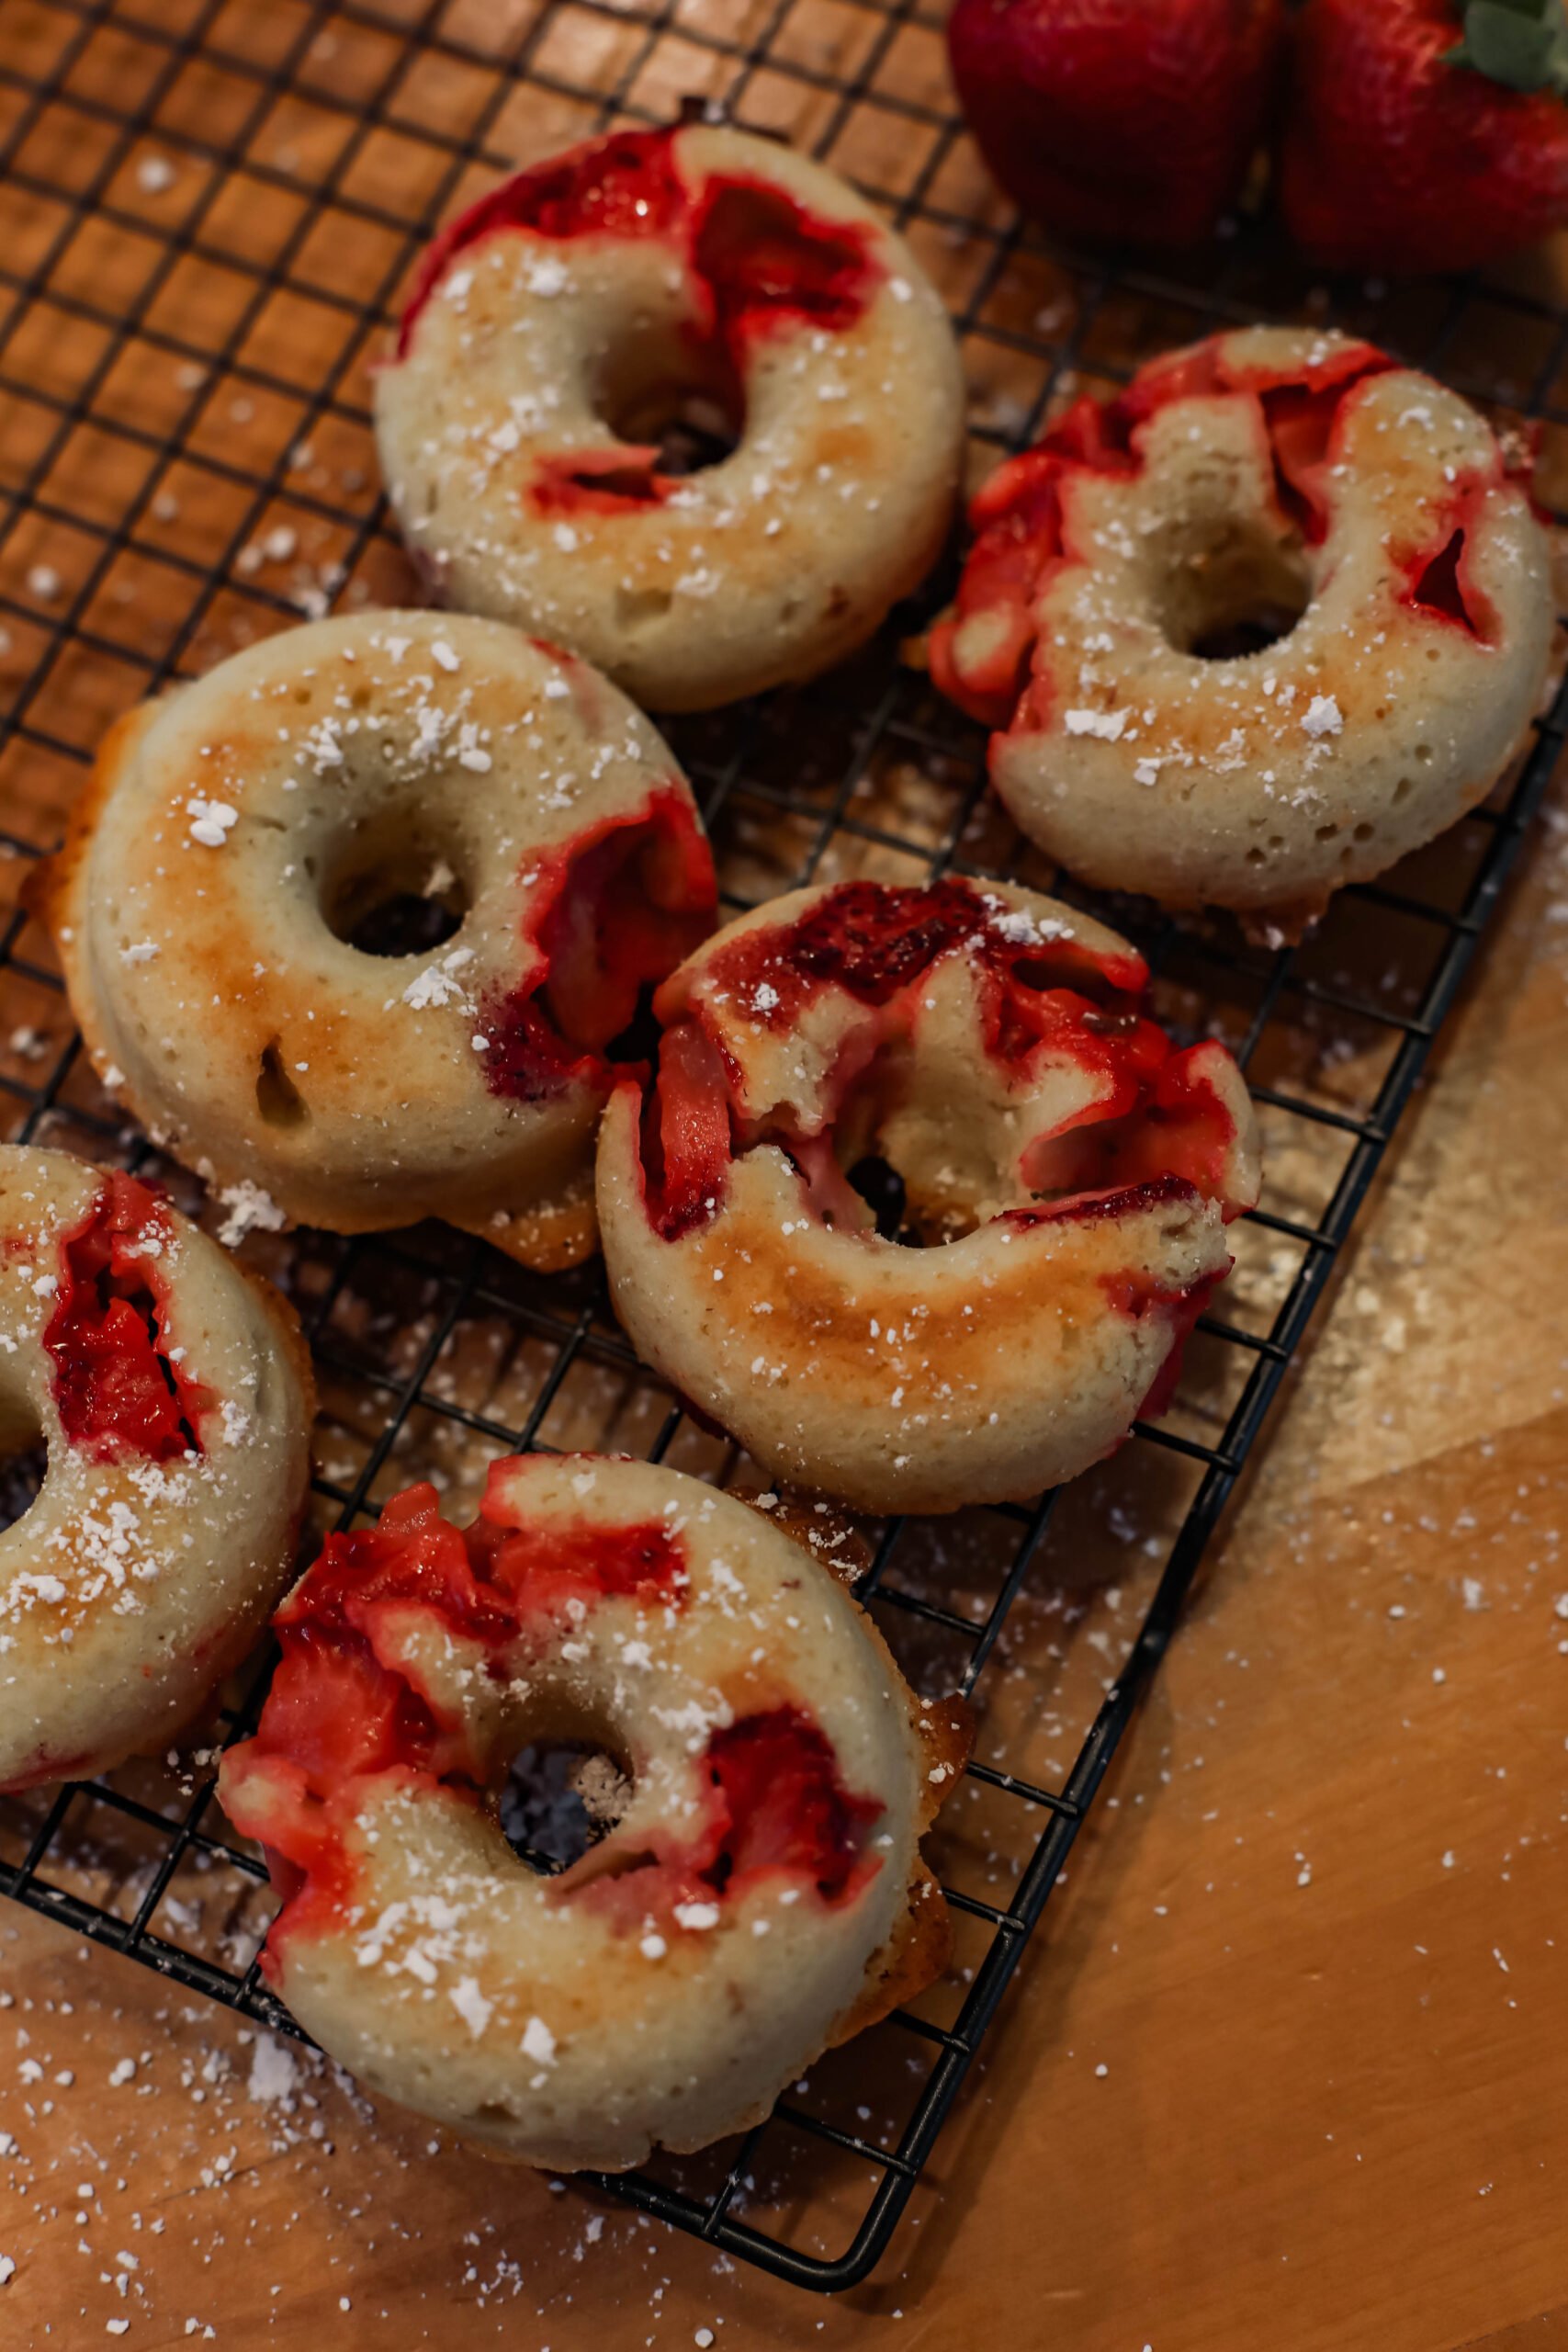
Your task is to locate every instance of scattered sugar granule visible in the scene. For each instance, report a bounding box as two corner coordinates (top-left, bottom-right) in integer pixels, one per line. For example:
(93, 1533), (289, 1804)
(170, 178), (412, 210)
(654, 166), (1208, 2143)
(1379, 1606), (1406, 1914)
(639, 1933), (667, 1961)
(0, 2256), (14, 2286)
(1302, 695), (1343, 739)
(261, 526), (297, 564)
(137, 153), (176, 193)
(695, 2333), (715, 2348)
(27, 565), (61, 601)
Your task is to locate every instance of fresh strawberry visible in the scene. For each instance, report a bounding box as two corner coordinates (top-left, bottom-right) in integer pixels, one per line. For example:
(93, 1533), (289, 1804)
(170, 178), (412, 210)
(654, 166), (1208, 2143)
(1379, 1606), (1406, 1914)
(1281, 0), (1568, 273)
(946, 0), (1285, 247)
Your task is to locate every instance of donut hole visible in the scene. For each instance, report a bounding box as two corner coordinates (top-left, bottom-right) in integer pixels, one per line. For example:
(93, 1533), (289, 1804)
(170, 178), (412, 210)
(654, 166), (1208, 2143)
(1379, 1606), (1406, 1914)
(846, 1154), (910, 1242)
(833, 962), (1150, 1244)
(614, 383), (740, 478)
(320, 832), (470, 961)
(594, 329), (743, 481)
(1154, 524), (1311, 662)
(766, 1036), (964, 1245)
(790, 1040), (1010, 1248)
(0, 1390), (47, 1535)
(1187, 600), (1308, 662)
(498, 1736), (631, 1874)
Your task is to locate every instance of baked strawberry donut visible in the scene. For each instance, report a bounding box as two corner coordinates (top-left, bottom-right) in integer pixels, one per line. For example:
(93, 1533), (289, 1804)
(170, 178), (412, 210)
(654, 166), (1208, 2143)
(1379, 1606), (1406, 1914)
(0, 1147), (312, 1794)
(374, 121), (965, 712)
(930, 327), (1554, 940)
(219, 1456), (966, 2171)
(32, 613), (716, 1272)
(597, 877), (1261, 1514)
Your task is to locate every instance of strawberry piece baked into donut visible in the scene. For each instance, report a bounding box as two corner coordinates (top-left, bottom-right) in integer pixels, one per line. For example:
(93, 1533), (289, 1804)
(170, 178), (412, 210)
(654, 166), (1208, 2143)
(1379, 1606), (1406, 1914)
(33, 613), (716, 1271)
(220, 1456), (966, 2170)
(374, 121), (965, 712)
(930, 327), (1554, 939)
(0, 1147), (312, 1794)
(597, 878), (1261, 1514)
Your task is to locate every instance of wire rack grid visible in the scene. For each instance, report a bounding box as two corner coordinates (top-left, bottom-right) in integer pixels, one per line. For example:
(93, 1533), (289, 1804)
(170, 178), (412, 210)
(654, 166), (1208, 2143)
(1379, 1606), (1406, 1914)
(0, 0), (1565, 2297)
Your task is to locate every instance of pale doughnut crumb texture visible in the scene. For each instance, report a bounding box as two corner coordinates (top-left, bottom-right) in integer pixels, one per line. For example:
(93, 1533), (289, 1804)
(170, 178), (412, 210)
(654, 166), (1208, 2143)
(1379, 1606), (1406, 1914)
(374, 121), (966, 711)
(597, 876), (1262, 1514)
(931, 325), (1555, 938)
(0, 1144), (313, 1794)
(218, 1457), (964, 2173)
(29, 612), (716, 1272)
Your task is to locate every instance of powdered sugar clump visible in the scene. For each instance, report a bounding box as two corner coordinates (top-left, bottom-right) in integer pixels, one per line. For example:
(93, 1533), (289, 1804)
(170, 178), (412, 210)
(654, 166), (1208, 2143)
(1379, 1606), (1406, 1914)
(186, 798), (238, 848)
(1064, 707), (1127, 741)
(520, 2016), (556, 2065)
(246, 2036), (300, 2105)
(524, 255), (570, 298)
(450, 1979), (493, 2040)
(401, 946), (475, 1012)
(216, 1181), (286, 1249)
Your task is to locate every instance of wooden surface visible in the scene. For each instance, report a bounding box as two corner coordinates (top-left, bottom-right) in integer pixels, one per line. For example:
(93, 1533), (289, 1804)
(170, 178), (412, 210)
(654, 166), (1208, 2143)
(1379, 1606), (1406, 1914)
(4, 2), (1568, 2346)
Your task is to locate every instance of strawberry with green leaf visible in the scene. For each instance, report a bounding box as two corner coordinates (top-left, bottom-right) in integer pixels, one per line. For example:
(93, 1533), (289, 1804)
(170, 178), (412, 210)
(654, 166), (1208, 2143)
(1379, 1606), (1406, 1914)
(1281, 0), (1568, 273)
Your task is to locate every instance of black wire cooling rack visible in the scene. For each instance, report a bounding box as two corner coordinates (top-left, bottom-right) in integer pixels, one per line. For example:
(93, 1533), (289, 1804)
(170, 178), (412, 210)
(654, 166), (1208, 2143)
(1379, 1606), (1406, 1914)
(1, 0), (1566, 2297)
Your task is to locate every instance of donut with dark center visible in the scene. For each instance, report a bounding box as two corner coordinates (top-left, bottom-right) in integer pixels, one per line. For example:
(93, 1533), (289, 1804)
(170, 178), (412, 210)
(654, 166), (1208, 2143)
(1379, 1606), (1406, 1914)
(219, 1455), (968, 2172)
(0, 1145), (312, 1794)
(31, 613), (716, 1271)
(929, 326), (1553, 944)
(597, 876), (1262, 1513)
(375, 121), (965, 712)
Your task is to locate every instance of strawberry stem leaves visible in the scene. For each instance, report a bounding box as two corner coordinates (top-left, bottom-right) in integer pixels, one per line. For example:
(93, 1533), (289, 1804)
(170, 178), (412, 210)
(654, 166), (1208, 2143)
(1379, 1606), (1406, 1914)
(1444, 0), (1568, 96)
